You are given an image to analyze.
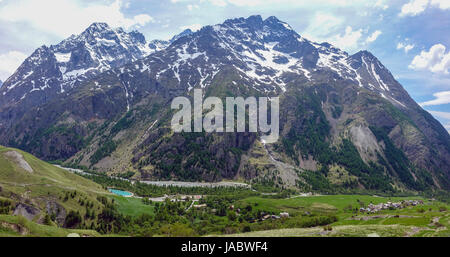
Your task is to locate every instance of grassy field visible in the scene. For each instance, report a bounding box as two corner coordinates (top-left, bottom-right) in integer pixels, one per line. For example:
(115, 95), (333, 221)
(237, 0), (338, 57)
(0, 146), (111, 230)
(237, 194), (424, 215)
(1, 189), (449, 237)
(0, 146), (110, 207)
(0, 146), (107, 195)
(230, 194), (450, 237)
(111, 196), (155, 217)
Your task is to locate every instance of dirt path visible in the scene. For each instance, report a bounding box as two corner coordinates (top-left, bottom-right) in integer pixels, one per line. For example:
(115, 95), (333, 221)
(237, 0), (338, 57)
(185, 200), (198, 212)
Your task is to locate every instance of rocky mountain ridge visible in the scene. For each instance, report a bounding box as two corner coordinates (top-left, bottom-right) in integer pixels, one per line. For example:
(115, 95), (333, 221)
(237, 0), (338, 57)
(0, 15), (449, 192)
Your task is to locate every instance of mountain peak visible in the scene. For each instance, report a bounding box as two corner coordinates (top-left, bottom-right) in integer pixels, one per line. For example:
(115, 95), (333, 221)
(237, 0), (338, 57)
(350, 50), (385, 70)
(264, 15), (281, 23)
(0, 21), (156, 110)
(247, 14), (264, 23)
(170, 28), (193, 43)
(353, 50), (377, 60)
(85, 22), (111, 32)
(223, 15), (263, 26)
(129, 30), (147, 44)
(179, 28), (193, 35)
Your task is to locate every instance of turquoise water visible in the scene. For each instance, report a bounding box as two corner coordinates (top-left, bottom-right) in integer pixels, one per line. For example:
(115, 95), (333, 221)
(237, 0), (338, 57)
(108, 188), (133, 197)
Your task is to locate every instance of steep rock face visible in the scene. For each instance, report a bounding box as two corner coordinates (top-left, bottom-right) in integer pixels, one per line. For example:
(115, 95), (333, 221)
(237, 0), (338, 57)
(1, 15), (449, 191)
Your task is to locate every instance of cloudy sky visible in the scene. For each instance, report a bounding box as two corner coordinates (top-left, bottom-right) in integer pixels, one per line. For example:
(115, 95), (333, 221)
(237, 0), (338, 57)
(0, 0), (449, 132)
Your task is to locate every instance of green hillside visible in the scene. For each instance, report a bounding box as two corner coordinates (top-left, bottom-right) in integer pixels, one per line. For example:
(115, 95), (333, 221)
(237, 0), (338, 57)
(0, 145), (112, 235)
(214, 195), (450, 237)
(0, 215), (102, 237)
(1, 145), (449, 237)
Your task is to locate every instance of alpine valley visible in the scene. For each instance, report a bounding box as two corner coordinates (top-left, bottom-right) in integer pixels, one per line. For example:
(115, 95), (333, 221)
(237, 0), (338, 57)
(1, 15), (449, 195)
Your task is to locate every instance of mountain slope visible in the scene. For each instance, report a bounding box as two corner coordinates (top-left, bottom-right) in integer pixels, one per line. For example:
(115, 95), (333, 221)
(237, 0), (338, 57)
(0, 15), (449, 192)
(0, 145), (110, 227)
(0, 23), (154, 129)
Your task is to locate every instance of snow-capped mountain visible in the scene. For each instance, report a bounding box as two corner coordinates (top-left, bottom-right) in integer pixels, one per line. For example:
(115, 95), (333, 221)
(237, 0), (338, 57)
(115, 15), (411, 110)
(0, 15), (449, 190)
(0, 22), (155, 111)
(0, 80), (3, 88)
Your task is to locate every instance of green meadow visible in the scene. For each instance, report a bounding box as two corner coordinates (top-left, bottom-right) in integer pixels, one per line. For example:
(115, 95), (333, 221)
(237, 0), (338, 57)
(111, 196), (155, 217)
(237, 194), (424, 215)
(229, 194), (450, 237)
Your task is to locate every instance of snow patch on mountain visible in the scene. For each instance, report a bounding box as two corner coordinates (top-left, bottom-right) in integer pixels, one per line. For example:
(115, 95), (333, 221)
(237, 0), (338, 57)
(0, 22), (170, 109)
(54, 52), (71, 63)
(0, 16), (408, 112)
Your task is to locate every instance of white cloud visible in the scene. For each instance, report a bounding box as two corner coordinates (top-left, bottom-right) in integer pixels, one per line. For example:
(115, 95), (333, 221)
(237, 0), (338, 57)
(304, 15), (364, 52)
(208, 0), (228, 7)
(208, 0), (369, 7)
(420, 91), (450, 106)
(399, 0), (429, 16)
(397, 42), (415, 53)
(187, 4), (200, 11)
(305, 12), (343, 37)
(366, 30), (382, 43)
(399, 0), (450, 16)
(374, 0), (389, 10)
(329, 26), (363, 51)
(444, 123), (450, 133)
(427, 110), (450, 133)
(179, 24), (203, 32)
(302, 12), (343, 44)
(0, 51), (28, 81)
(132, 14), (153, 27)
(428, 110), (450, 119)
(409, 44), (450, 74)
(0, 0), (154, 38)
(430, 0), (450, 9)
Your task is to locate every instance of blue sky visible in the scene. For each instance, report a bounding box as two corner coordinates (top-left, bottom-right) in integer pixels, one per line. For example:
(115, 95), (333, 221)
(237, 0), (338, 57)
(0, 0), (449, 132)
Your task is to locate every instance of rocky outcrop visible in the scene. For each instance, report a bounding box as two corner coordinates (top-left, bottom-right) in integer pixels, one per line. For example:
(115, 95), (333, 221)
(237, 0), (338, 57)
(46, 200), (66, 226)
(13, 203), (40, 221)
(3, 151), (33, 173)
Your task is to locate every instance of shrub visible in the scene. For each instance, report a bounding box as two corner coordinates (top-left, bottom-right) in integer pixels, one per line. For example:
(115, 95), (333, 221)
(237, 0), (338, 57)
(323, 225), (333, 231)
(64, 210), (82, 228)
(434, 222), (444, 228)
(43, 213), (53, 226)
(0, 199), (12, 214)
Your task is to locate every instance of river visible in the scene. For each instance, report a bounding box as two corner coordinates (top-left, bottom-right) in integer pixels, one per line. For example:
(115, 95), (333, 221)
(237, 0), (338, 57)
(55, 165), (250, 188)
